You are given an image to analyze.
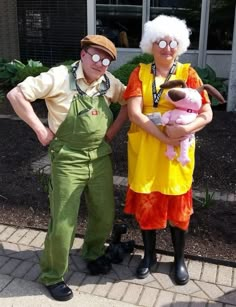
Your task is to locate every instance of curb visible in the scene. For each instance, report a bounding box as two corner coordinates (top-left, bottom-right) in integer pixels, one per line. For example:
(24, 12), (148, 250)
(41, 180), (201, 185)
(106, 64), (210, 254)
(34, 159), (236, 203)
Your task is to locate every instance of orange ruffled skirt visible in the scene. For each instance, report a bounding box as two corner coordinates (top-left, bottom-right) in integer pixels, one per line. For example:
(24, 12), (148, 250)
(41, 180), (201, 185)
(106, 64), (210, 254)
(125, 188), (193, 231)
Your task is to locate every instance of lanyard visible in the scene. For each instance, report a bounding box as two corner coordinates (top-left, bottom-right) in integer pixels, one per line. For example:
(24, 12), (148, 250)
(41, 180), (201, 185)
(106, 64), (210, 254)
(71, 62), (110, 96)
(151, 61), (177, 108)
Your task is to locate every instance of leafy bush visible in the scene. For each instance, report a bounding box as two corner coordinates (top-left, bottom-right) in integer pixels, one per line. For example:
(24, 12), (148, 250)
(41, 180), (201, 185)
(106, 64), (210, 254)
(56, 59), (75, 67)
(112, 53), (153, 85)
(0, 59), (49, 90)
(112, 63), (137, 85)
(12, 65), (49, 85)
(0, 59), (23, 88)
(127, 53), (154, 65)
(110, 103), (122, 120)
(194, 64), (228, 106)
(111, 53), (153, 118)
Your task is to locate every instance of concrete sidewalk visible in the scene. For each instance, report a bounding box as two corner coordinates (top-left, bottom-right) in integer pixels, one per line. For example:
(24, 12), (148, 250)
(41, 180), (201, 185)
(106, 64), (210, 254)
(0, 224), (236, 307)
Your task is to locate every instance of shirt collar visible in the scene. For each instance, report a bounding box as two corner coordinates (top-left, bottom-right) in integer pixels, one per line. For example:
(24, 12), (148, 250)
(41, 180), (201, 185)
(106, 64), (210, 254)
(72, 60), (106, 84)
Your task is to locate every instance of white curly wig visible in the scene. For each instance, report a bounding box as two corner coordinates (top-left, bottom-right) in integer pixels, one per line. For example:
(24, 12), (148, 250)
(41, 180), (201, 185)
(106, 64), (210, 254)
(140, 15), (191, 56)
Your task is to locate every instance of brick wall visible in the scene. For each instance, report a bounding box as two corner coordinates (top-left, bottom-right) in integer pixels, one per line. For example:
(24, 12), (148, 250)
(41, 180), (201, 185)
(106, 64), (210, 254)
(17, 0), (87, 66)
(0, 0), (20, 60)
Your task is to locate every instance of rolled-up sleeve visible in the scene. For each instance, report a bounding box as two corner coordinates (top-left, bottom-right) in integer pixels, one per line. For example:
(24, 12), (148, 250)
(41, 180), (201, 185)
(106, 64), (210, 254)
(123, 66), (142, 100)
(186, 67), (210, 104)
(18, 65), (69, 102)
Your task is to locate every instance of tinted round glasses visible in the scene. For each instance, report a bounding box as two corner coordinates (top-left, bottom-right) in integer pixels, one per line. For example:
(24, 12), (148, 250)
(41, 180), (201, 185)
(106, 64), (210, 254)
(157, 40), (178, 49)
(86, 50), (111, 67)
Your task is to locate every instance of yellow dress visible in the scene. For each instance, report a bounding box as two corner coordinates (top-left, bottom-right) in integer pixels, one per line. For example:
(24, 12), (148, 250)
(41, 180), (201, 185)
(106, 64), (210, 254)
(127, 62), (195, 195)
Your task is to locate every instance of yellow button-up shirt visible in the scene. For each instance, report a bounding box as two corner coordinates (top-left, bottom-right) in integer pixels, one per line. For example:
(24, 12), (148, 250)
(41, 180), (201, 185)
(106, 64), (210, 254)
(18, 61), (126, 133)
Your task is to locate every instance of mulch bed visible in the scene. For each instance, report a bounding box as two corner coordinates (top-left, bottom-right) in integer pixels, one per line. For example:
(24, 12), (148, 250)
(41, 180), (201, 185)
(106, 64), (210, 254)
(0, 101), (235, 266)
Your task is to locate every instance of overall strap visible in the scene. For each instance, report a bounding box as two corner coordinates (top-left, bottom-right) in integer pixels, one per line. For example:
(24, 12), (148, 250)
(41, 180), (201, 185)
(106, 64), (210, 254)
(71, 62), (110, 96)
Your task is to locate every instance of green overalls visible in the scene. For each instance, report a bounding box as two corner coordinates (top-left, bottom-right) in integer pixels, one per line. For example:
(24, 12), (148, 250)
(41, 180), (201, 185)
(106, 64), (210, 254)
(39, 90), (115, 285)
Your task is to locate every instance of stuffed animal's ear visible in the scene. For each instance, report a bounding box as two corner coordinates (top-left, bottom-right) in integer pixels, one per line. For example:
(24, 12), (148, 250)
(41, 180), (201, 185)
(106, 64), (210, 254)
(197, 84), (226, 104)
(160, 80), (187, 89)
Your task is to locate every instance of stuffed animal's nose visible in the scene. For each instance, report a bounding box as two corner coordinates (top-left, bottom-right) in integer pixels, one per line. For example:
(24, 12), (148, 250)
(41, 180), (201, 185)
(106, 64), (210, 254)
(168, 90), (186, 101)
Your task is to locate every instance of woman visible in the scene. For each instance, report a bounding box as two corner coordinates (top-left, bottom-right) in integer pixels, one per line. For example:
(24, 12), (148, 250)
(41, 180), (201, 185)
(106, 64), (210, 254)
(124, 15), (212, 285)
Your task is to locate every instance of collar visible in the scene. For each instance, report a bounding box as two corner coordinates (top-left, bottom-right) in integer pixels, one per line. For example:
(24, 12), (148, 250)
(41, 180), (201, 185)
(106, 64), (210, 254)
(70, 61), (110, 96)
(72, 60), (106, 85)
(176, 106), (199, 114)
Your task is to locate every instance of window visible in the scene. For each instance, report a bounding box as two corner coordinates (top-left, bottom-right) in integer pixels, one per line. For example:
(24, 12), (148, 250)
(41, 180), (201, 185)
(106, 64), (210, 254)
(208, 0), (234, 50)
(96, 0), (143, 48)
(150, 0), (201, 49)
(95, 0), (234, 51)
(25, 10), (44, 40)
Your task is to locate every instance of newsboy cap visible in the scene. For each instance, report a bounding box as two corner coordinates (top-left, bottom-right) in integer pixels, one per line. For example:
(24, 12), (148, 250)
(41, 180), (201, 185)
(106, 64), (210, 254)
(81, 35), (117, 60)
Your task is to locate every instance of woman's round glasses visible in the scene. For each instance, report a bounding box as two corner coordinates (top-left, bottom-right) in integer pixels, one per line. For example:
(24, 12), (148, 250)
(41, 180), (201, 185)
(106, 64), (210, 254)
(86, 50), (111, 67)
(157, 40), (178, 49)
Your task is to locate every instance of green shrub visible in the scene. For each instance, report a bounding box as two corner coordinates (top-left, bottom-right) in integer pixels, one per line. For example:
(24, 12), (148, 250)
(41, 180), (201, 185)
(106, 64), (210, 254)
(112, 53), (153, 85)
(112, 63), (137, 85)
(57, 60), (75, 66)
(127, 53), (153, 65)
(12, 65), (49, 85)
(0, 59), (49, 90)
(111, 53), (153, 118)
(0, 59), (23, 88)
(110, 103), (122, 120)
(194, 64), (227, 106)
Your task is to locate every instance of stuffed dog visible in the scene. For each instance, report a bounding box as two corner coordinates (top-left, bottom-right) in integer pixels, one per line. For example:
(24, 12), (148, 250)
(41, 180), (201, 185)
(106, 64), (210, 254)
(160, 80), (225, 166)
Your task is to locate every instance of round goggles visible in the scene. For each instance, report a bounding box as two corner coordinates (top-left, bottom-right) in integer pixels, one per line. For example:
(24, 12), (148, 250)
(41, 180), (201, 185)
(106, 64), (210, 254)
(86, 50), (111, 67)
(157, 40), (178, 49)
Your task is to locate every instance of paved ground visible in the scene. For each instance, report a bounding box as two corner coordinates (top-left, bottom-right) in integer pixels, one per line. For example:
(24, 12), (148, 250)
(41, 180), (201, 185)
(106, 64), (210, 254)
(0, 223), (236, 307)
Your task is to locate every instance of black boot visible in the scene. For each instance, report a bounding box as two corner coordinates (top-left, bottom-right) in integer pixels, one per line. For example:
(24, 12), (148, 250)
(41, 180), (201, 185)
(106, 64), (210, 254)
(112, 223), (128, 244)
(136, 230), (156, 279)
(87, 255), (112, 275)
(105, 223), (135, 264)
(170, 226), (189, 285)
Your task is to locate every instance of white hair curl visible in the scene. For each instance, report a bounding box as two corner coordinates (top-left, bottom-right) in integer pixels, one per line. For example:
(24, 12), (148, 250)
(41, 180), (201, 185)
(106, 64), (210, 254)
(140, 15), (191, 56)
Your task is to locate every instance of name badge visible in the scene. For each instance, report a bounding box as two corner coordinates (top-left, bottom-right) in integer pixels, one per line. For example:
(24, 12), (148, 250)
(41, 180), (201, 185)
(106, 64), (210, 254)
(146, 112), (162, 125)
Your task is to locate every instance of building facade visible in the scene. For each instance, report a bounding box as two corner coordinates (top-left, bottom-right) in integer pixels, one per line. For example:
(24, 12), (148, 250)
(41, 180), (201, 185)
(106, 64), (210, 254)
(0, 0), (235, 79)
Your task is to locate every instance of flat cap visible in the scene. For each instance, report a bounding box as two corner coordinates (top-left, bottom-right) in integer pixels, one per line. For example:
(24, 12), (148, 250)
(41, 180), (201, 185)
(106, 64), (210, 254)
(81, 35), (117, 60)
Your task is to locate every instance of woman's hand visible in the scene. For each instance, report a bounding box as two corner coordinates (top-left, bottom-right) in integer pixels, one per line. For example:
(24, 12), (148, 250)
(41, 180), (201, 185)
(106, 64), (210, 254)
(165, 123), (187, 138)
(161, 134), (184, 146)
(165, 103), (213, 138)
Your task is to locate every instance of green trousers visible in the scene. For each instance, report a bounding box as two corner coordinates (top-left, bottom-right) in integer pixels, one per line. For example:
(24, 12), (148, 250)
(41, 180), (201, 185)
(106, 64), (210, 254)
(39, 145), (115, 285)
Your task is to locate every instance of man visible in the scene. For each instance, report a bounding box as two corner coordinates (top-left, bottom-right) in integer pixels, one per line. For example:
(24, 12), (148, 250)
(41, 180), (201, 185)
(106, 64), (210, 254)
(7, 35), (127, 301)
